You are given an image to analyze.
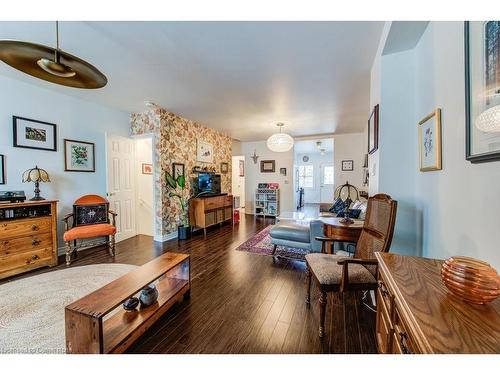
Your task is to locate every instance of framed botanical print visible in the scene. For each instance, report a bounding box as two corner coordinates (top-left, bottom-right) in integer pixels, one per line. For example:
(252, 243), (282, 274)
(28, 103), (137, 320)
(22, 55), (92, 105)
(64, 139), (95, 172)
(260, 160), (275, 173)
(418, 109), (442, 172)
(197, 140), (214, 163)
(13, 116), (57, 151)
(239, 159), (245, 177)
(220, 162), (229, 174)
(465, 21), (500, 163)
(142, 163), (153, 175)
(341, 160), (354, 171)
(0, 154), (5, 184)
(172, 162), (184, 179)
(368, 104), (379, 154)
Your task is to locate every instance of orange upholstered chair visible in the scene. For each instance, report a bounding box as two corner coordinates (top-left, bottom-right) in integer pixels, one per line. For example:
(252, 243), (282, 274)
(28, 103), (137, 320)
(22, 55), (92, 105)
(62, 194), (117, 265)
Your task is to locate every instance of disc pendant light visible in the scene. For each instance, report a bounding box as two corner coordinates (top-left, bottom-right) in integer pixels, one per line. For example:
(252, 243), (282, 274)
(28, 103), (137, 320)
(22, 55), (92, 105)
(266, 122), (294, 152)
(0, 21), (107, 89)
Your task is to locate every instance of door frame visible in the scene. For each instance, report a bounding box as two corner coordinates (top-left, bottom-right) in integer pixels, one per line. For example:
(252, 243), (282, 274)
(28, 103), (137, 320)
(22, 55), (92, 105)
(319, 162), (335, 204)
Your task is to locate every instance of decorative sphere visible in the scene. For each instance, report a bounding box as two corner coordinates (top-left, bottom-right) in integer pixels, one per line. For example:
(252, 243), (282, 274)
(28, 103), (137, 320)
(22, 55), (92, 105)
(475, 105), (500, 133)
(267, 133), (294, 152)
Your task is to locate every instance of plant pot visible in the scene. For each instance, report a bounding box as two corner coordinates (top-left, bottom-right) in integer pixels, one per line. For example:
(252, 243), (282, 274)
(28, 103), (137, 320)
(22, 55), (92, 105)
(178, 225), (192, 240)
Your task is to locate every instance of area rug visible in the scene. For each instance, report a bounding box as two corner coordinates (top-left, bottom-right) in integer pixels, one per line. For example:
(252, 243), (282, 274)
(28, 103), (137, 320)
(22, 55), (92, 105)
(236, 225), (308, 261)
(0, 263), (138, 354)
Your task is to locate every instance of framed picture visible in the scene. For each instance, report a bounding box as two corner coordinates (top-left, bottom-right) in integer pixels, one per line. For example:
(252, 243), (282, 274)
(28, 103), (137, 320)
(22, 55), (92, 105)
(0, 154), (5, 184)
(197, 140), (214, 163)
(260, 160), (275, 173)
(220, 162), (229, 174)
(142, 163), (153, 175)
(280, 167), (287, 176)
(465, 21), (500, 163)
(239, 159), (245, 177)
(64, 139), (95, 172)
(13, 116), (57, 151)
(418, 109), (442, 172)
(368, 104), (379, 154)
(342, 160), (354, 171)
(172, 163), (184, 179)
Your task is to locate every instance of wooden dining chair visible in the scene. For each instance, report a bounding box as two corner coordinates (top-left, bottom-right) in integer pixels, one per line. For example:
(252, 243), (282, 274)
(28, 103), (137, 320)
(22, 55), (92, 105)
(305, 194), (398, 338)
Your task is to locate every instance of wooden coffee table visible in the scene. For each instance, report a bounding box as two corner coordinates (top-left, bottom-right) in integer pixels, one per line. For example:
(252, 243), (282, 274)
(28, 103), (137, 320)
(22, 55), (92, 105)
(65, 252), (190, 353)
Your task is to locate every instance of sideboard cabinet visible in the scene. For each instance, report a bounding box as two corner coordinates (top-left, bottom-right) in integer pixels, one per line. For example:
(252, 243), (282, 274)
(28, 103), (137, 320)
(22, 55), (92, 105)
(0, 200), (58, 280)
(189, 194), (233, 237)
(375, 252), (500, 354)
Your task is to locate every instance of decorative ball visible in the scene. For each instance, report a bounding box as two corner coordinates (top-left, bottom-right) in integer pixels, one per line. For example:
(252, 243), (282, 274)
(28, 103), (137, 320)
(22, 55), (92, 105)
(441, 256), (500, 305)
(123, 297), (139, 311)
(139, 284), (159, 307)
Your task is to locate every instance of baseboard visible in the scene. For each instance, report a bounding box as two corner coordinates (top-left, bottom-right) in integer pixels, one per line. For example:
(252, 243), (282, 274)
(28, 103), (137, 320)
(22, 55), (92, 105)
(154, 231), (178, 242)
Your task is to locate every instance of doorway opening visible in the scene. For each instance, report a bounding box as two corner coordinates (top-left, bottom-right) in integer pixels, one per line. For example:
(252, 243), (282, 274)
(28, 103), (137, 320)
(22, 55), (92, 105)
(232, 155), (246, 214)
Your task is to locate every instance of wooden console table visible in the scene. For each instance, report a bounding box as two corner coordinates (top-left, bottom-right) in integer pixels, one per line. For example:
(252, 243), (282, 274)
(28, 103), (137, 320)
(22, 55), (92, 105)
(189, 194), (233, 237)
(375, 252), (500, 353)
(65, 252), (190, 353)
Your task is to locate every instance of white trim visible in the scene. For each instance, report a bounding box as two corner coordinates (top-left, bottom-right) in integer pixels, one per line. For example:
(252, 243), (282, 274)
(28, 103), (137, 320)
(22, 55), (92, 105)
(154, 231), (178, 242)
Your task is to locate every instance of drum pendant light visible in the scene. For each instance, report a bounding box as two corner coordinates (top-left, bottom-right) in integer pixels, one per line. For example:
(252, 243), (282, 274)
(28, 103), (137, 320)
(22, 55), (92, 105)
(0, 21), (107, 89)
(266, 123), (294, 152)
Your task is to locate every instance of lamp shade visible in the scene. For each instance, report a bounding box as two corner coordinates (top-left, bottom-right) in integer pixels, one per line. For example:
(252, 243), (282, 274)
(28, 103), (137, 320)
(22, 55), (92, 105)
(334, 181), (359, 203)
(476, 105), (500, 133)
(266, 122), (294, 152)
(22, 166), (50, 183)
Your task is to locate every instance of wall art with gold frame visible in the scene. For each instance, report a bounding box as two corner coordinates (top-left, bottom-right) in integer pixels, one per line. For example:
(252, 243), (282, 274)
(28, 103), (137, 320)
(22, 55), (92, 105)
(418, 108), (442, 172)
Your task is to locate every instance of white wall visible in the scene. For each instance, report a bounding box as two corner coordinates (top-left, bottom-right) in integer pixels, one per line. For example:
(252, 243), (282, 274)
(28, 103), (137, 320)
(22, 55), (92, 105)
(0, 76), (130, 250)
(371, 22), (500, 268)
(332, 133), (365, 192)
(294, 152), (334, 204)
(135, 137), (154, 236)
(240, 141), (294, 213)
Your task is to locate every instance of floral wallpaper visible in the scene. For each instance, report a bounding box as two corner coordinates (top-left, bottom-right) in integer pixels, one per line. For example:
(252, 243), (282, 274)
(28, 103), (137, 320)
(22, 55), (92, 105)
(131, 106), (232, 238)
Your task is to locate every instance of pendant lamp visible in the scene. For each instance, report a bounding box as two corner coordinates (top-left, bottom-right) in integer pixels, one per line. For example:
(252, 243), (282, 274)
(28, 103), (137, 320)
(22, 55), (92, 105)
(266, 123), (294, 152)
(0, 21), (107, 89)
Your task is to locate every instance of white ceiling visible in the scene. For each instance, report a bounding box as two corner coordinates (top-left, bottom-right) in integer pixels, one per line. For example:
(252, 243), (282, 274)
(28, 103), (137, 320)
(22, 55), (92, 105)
(0, 21), (384, 141)
(294, 138), (334, 154)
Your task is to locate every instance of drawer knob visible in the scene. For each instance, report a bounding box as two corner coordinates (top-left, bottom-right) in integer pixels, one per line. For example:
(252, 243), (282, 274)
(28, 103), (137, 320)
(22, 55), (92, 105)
(399, 332), (412, 354)
(31, 254), (39, 261)
(2, 240), (9, 246)
(378, 281), (389, 297)
(31, 225), (39, 231)
(32, 239), (41, 246)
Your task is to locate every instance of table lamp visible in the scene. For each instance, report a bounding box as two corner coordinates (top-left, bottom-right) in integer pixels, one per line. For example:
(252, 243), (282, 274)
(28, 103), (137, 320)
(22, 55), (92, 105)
(22, 165), (50, 201)
(334, 181), (359, 224)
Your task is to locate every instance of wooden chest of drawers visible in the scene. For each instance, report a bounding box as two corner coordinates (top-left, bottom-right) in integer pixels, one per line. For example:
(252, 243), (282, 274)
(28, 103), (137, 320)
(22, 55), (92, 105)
(375, 252), (500, 354)
(189, 195), (233, 237)
(0, 200), (58, 280)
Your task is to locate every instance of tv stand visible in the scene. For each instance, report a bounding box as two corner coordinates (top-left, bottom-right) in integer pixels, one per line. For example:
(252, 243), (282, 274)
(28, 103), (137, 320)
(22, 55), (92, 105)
(189, 194), (233, 238)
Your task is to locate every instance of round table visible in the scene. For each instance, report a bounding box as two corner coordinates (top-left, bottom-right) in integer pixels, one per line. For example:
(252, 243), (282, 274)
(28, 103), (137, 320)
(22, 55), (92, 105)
(319, 217), (364, 254)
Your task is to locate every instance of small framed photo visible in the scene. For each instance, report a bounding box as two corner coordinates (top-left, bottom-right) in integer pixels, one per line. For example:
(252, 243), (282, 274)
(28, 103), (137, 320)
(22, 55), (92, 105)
(368, 105), (379, 154)
(418, 108), (442, 172)
(280, 167), (287, 176)
(13, 116), (57, 151)
(239, 159), (245, 177)
(0, 154), (5, 184)
(260, 160), (275, 173)
(172, 162), (184, 179)
(341, 160), (354, 171)
(197, 140), (214, 163)
(220, 162), (229, 174)
(142, 163), (153, 175)
(64, 139), (95, 172)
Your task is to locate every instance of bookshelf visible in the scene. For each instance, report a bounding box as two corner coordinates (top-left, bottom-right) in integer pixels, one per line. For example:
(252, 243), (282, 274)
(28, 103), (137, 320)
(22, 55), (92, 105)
(254, 185), (280, 217)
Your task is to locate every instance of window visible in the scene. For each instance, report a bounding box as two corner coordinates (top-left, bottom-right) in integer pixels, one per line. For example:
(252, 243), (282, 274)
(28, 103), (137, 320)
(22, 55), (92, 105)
(298, 165), (314, 188)
(323, 166), (334, 185)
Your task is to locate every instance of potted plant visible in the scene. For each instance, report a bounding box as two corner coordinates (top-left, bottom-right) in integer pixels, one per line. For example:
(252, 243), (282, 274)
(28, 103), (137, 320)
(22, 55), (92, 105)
(166, 171), (191, 240)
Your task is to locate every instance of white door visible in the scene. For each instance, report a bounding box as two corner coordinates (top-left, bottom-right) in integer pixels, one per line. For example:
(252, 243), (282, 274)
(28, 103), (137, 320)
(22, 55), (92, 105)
(320, 163), (335, 203)
(107, 134), (136, 242)
(231, 156), (245, 208)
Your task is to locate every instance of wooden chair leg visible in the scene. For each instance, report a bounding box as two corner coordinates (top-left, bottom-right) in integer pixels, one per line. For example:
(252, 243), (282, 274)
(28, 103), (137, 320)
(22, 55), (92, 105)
(319, 290), (327, 338)
(109, 234), (116, 257)
(306, 266), (312, 306)
(65, 241), (72, 266)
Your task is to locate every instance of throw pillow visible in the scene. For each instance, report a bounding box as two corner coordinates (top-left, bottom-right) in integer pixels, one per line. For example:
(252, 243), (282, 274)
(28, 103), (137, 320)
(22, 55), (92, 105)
(329, 198), (345, 214)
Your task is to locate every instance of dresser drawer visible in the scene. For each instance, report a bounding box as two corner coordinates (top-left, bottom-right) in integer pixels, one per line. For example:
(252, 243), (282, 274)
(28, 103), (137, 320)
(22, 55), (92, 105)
(377, 276), (394, 316)
(0, 217), (51, 239)
(224, 195), (233, 206)
(0, 246), (53, 273)
(376, 289), (393, 353)
(205, 198), (221, 211)
(224, 207), (232, 220)
(0, 232), (52, 257)
(391, 306), (420, 354)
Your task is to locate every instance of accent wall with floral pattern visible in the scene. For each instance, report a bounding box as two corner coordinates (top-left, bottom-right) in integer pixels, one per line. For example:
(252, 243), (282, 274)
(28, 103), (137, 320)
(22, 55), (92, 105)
(131, 105), (232, 239)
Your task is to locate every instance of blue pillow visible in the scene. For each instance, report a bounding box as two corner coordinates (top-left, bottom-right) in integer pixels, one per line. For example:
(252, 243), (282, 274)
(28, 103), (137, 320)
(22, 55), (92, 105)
(329, 198), (345, 214)
(336, 208), (361, 219)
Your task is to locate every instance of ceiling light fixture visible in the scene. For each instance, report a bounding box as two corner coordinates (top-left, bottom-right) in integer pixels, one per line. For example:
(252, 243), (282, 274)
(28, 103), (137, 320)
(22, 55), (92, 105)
(475, 105), (500, 133)
(0, 21), (107, 89)
(320, 149), (326, 156)
(266, 123), (294, 152)
(316, 141), (322, 149)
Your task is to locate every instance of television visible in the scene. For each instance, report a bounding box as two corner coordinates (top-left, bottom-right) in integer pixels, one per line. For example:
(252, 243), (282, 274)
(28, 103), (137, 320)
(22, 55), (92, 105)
(197, 173), (221, 195)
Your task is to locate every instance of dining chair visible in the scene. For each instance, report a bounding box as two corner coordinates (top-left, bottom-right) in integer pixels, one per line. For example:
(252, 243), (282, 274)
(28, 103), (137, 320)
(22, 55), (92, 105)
(305, 193), (398, 338)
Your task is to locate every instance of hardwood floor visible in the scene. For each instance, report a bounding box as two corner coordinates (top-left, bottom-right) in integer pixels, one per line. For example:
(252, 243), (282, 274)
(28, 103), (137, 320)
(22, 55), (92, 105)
(2, 214), (376, 354)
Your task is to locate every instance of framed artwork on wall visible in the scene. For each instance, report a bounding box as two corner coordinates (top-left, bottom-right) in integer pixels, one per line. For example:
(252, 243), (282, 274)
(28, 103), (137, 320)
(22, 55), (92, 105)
(260, 160), (275, 173)
(239, 159), (245, 176)
(0, 154), (5, 184)
(220, 162), (229, 174)
(64, 139), (95, 172)
(172, 163), (184, 179)
(368, 104), (379, 154)
(13, 116), (57, 152)
(418, 108), (442, 172)
(280, 167), (287, 176)
(197, 140), (214, 163)
(465, 21), (500, 163)
(142, 163), (153, 175)
(341, 160), (354, 171)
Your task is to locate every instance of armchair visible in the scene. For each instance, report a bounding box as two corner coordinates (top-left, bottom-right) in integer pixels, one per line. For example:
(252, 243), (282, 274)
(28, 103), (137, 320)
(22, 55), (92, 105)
(269, 219), (325, 255)
(62, 194), (117, 266)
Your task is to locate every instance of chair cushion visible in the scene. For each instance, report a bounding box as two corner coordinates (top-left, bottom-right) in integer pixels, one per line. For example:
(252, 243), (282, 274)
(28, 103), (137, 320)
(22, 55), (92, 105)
(269, 223), (310, 243)
(63, 223), (116, 241)
(305, 253), (376, 286)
